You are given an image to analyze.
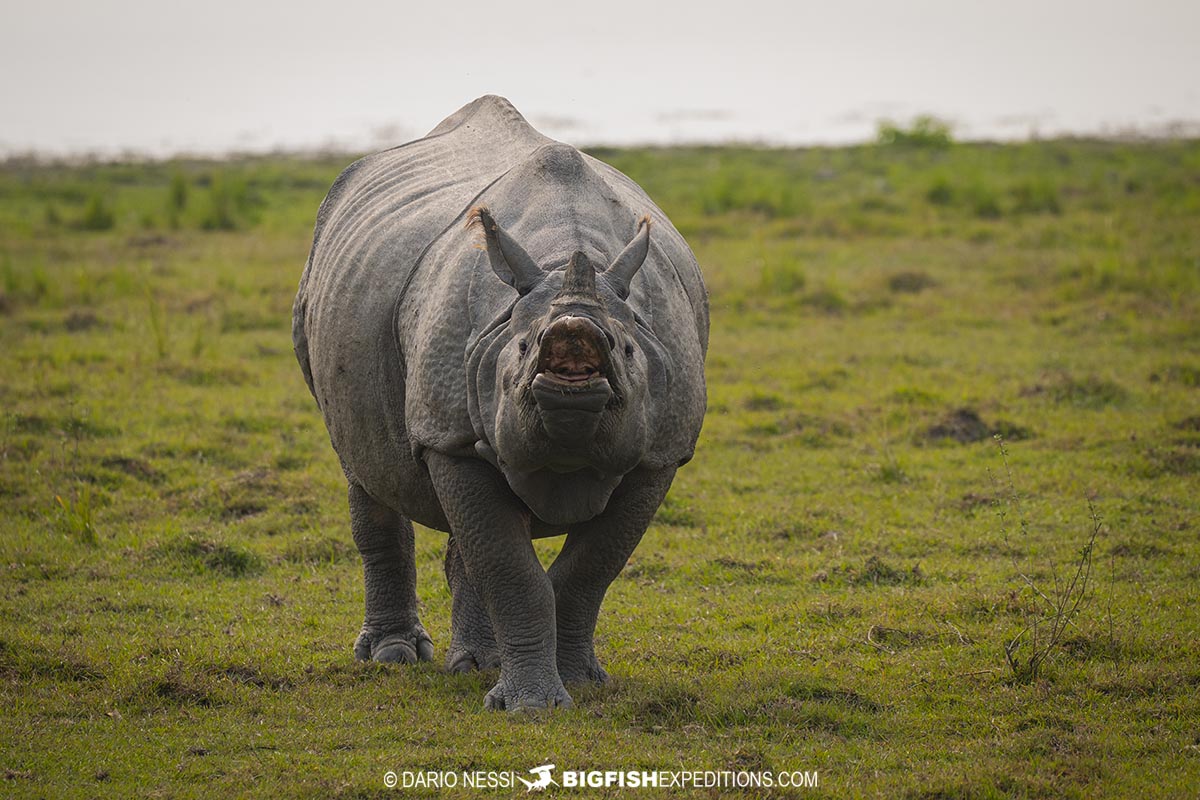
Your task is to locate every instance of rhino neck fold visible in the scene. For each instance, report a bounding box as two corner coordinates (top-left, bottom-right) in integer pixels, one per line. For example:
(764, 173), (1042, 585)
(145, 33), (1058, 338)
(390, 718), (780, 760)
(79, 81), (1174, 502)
(501, 464), (623, 527)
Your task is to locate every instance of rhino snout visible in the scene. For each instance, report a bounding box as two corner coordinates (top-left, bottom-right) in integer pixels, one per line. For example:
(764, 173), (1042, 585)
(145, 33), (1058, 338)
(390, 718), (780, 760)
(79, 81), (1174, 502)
(534, 315), (613, 385)
(529, 315), (616, 441)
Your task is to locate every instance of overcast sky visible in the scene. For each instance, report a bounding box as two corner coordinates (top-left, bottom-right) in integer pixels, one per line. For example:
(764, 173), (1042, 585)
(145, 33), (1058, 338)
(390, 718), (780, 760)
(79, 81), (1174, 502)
(2, 0), (1197, 157)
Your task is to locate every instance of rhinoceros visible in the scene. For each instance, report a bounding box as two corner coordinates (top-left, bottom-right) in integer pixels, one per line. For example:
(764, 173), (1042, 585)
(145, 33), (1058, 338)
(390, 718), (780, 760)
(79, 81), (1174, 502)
(292, 95), (708, 710)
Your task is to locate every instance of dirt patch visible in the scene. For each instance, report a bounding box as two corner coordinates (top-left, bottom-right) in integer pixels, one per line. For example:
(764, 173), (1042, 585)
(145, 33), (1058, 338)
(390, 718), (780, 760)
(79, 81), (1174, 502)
(957, 492), (999, 514)
(160, 362), (251, 387)
(155, 535), (264, 578)
(1150, 364), (1200, 388)
(784, 681), (882, 712)
(710, 556), (765, 574)
(100, 455), (163, 484)
(888, 271), (938, 294)
(63, 311), (102, 332)
(836, 556), (925, 587)
(992, 419), (1035, 441)
(924, 409), (1033, 444)
(925, 408), (990, 443)
(1110, 541), (1175, 558)
(1021, 372), (1128, 408)
(1141, 445), (1200, 477)
(743, 391), (787, 411)
(215, 467), (282, 520)
(10, 413), (115, 439)
(126, 233), (175, 249)
(1172, 416), (1200, 432)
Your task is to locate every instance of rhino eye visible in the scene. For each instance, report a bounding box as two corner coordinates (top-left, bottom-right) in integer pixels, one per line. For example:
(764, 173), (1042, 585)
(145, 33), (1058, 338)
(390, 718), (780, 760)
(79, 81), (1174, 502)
(624, 343), (634, 358)
(518, 339), (528, 356)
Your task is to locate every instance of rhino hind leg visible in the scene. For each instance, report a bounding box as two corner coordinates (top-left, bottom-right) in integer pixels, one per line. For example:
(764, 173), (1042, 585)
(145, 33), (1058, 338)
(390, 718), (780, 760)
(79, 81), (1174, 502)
(443, 535), (500, 673)
(347, 483), (434, 664)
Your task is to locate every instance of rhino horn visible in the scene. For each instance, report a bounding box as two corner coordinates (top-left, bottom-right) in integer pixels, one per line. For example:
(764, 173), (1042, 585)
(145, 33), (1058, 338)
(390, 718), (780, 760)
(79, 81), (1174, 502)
(468, 206), (544, 294)
(556, 250), (599, 303)
(602, 215), (652, 300)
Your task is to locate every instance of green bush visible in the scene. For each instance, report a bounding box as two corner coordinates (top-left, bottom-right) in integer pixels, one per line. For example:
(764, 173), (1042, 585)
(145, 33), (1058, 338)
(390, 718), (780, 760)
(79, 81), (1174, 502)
(78, 193), (115, 231)
(200, 174), (237, 231)
(877, 115), (954, 149)
(1011, 178), (1062, 214)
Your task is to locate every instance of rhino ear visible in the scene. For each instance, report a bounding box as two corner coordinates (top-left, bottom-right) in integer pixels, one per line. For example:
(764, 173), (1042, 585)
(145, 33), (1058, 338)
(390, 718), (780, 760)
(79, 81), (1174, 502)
(468, 207), (544, 294)
(603, 215), (651, 300)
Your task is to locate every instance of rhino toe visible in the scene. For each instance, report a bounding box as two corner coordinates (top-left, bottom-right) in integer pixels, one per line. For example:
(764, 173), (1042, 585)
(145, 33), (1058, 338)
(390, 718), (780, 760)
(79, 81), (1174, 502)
(353, 626), (434, 664)
(447, 647), (500, 674)
(483, 676), (573, 712)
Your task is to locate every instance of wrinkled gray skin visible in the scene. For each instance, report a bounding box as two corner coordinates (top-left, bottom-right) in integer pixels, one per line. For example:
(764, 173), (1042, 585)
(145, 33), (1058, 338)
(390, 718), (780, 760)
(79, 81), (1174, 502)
(293, 96), (708, 710)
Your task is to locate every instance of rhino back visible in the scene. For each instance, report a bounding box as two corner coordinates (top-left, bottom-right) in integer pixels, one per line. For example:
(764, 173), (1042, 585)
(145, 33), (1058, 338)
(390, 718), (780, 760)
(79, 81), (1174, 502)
(294, 96), (551, 511)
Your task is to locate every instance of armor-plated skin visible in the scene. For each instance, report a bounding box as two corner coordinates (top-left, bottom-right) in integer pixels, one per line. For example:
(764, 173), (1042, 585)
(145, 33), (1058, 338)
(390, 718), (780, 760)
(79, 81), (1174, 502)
(293, 96), (708, 710)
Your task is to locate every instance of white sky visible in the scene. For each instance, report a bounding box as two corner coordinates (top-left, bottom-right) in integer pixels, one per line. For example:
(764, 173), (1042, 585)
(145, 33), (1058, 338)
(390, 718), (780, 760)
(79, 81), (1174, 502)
(2, 0), (1197, 157)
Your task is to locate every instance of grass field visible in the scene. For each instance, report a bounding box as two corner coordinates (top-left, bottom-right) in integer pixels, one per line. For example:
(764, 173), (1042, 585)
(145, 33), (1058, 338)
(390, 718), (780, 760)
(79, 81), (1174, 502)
(2, 134), (1199, 798)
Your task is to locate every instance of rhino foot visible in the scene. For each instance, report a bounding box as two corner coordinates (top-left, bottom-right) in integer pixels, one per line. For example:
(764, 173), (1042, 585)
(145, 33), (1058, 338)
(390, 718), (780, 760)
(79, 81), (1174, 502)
(353, 624), (434, 664)
(558, 656), (610, 687)
(483, 675), (573, 712)
(446, 644), (500, 674)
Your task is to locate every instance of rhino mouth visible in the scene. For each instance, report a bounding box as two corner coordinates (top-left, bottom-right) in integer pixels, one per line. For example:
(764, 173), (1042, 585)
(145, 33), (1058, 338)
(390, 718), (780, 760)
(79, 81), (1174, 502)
(531, 315), (614, 415)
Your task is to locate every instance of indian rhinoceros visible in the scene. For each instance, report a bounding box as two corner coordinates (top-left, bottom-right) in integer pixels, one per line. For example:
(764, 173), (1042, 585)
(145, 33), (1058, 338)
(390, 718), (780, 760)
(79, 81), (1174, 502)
(292, 95), (708, 710)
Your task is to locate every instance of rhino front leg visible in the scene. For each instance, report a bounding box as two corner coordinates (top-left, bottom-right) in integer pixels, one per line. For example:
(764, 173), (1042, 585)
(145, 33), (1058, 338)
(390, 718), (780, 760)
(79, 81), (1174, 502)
(548, 466), (676, 686)
(348, 483), (434, 664)
(443, 535), (500, 673)
(425, 452), (571, 711)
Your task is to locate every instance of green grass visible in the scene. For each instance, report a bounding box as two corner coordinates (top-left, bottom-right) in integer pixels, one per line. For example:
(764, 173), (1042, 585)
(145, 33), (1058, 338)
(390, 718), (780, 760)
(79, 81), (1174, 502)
(2, 139), (1200, 797)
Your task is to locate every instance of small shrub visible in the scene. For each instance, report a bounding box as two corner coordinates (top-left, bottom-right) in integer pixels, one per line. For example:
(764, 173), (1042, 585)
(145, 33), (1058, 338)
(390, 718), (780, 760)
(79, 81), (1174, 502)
(991, 438), (1104, 683)
(169, 170), (188, 211)
(1011, 179), (1062, 214)
(876, 115), (954, 149)
(78, 194), (115, 231)
(200, 174), (237, 231)
(760, 260), (806, 294)
(870, 457), (909, 484)
(926, 176), (955, 205)
(968, 182), (1003, 219)
(55, 486), (98, 546)
(145, 291), (169, 361)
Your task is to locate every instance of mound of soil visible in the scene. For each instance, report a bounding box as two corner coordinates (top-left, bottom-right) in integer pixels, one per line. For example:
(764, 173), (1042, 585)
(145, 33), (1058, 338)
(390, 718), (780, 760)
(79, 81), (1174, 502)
(925, 408), (991, 443)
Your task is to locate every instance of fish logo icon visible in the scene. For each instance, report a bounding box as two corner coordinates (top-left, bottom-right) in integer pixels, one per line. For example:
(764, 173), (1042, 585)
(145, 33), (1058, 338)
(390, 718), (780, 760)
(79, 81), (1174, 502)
(517, 764), (557, 792)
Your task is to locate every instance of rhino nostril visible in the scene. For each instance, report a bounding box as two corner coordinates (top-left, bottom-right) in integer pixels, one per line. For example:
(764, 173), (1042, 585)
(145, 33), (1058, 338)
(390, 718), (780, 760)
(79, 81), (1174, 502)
(536, 315), (614, 383)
